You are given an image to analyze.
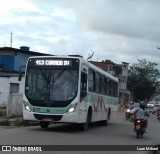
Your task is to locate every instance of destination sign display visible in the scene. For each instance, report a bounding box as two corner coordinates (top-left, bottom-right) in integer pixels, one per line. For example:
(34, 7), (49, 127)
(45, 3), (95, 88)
(35, 60), (72, 66)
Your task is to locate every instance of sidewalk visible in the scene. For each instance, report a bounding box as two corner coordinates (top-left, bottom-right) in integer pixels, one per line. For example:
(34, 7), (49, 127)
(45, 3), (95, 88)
(0, 107), (27, 129)
(0, 116), (39, 129)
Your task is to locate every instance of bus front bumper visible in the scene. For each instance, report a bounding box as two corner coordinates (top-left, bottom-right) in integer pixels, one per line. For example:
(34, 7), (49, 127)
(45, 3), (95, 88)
(23, 110), (79, 123)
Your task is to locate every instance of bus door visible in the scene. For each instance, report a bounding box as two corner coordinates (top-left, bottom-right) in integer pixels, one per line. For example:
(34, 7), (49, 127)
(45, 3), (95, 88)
(80, 71), (87, 101)
(78, 70), (87, 123)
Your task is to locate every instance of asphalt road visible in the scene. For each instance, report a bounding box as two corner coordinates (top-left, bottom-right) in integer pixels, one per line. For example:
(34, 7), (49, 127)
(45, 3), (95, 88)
(0, 110), (159, 154)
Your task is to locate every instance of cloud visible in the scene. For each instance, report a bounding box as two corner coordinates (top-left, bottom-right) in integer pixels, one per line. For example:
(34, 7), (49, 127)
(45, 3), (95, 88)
(0, 0), (160, 66)
(72, 0), (160, 41)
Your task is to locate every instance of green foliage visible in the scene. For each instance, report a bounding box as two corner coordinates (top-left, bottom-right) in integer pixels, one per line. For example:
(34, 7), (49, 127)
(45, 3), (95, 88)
(0, 111), (6, 117)
(14, 119), (24, 126)
(127, 59), (160, 101)
(102, 59), (115, 64)
(0, 119), (10, 126)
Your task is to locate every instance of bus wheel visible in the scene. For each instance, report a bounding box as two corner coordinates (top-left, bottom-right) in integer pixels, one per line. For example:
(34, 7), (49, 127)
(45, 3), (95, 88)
(101, 110), (110, 126)
(81, 111), (91, 131)
(107, 109), (111, 124)
(101, 119), (108, 126)
(40, 121), (49, 128)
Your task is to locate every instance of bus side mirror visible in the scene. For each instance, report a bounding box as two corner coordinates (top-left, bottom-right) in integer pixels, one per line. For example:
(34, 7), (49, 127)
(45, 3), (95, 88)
(18, 65), (26, 81)
(18, 72), (23, 81)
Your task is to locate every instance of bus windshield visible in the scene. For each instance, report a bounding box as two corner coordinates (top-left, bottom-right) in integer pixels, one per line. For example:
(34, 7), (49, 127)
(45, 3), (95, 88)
(25, 68), (78, 102)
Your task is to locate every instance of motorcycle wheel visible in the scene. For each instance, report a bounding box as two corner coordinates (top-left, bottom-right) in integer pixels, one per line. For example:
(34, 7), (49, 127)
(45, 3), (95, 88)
(140, 133), (143, 137)
(136, 132), (140, 138)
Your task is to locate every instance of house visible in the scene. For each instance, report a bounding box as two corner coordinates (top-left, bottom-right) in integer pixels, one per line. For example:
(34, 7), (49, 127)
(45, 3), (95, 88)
(0, 46), (52, 107)
(89, 61), (131, 109)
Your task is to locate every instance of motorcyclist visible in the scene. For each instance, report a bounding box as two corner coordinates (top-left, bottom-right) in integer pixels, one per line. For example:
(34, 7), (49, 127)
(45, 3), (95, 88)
(128, 101), (134, 110)
(133, 102), (150, 132)
(157, 106), (160, 117)
(125, 101), (134, 119)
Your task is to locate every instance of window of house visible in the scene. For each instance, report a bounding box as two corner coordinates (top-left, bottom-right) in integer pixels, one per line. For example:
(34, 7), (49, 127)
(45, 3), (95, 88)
(10, 83), (19, 93)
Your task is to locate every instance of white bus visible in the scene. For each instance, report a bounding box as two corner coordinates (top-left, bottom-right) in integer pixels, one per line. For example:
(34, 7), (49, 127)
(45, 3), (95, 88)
(20, 55), (119, 130)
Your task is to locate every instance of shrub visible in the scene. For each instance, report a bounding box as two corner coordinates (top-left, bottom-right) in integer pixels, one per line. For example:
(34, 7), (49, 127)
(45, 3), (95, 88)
(14, 119), (24, 126)
(0, 110), (6, 117)
(0, 119), (10, 126)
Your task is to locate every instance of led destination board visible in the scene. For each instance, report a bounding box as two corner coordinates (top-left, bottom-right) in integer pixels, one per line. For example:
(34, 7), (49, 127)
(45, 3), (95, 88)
(35, 60), (72, 66)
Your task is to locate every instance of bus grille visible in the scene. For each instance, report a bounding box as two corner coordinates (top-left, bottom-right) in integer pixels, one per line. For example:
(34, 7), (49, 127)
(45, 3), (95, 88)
(33, 114), (63, 121)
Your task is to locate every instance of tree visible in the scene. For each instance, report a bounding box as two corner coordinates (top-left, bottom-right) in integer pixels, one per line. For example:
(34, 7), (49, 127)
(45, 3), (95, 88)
(127, 59), (160, 101)
(102, 59), (115, 64)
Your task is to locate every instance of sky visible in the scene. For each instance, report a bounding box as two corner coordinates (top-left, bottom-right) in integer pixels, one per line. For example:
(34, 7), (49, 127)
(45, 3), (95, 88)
(0, 0), (160, 66)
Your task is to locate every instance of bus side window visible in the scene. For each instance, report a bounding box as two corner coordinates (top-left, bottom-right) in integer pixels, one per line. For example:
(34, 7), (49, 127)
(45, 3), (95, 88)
(106, 78), (109, 96)
(80, 72), (87, 100)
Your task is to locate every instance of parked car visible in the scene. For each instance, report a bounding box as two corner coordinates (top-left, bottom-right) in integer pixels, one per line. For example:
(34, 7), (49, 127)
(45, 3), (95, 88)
(145, 96), (160, 113)
(154, 96), (160, 107)
(147, 101), (155, 108)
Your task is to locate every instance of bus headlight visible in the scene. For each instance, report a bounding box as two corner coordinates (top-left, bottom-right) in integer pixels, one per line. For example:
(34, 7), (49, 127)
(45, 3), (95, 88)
(24, 103), (31, 112)
(67, 103), (78, 113)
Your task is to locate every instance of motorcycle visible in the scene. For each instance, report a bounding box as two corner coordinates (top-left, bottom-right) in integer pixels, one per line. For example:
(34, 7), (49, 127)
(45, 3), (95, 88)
(134, 118), (146, 138)
(125, 109), (131, 120)
(157, 112), (160, 121)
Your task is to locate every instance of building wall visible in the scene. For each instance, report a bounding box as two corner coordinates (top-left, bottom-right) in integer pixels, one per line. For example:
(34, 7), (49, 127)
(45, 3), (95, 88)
(0, 55), (14, 70)
(119, 63), (129, 90)
(0, 47), (50, 110)
(0, 47), (50, 71)
(14, 52), (33, 71)
(0, 77), (25, 106)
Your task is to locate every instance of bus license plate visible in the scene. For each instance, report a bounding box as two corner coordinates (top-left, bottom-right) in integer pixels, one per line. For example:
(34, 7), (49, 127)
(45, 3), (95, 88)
(43, 118), (53, 122)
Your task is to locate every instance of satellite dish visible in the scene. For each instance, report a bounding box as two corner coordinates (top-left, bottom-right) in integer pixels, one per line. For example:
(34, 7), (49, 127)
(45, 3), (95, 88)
(87, 50), (94, 60)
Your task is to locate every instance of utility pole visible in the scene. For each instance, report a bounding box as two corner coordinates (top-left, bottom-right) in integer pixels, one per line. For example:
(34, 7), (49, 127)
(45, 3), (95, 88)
(10, 32), (13, 47)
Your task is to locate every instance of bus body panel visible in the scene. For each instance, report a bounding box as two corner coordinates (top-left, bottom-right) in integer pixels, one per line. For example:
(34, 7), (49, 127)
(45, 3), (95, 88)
(23, 95), (80, 123)
(22, 55), (119, 125)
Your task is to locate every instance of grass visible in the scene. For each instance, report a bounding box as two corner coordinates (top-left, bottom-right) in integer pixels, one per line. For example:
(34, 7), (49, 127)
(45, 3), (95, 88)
(0, 109), (39, 126)
(0, 119), (10, 126)
(0, 110), (6, 117)
(14, 118), (24, 126)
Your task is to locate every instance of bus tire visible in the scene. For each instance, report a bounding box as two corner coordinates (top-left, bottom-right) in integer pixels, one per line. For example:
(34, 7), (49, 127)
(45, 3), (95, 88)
(100, 109), (111, 126)
(101, 119), (108, 126)
(81, 109), (92, 131)
(107, 109), (111, 124)
(40, 121), (49, 129)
